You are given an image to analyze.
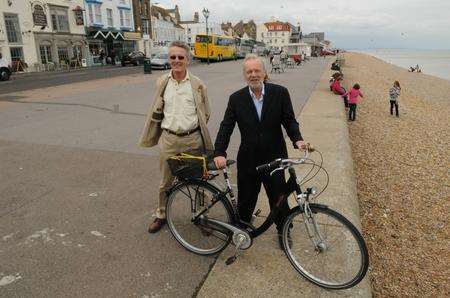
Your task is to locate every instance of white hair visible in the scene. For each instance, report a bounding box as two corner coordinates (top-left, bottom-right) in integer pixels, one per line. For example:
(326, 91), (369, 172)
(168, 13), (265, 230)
(243, 54), (266, 73)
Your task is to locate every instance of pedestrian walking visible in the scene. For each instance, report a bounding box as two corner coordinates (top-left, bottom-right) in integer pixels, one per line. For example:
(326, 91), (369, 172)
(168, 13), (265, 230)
(99, 49), (105, 65)
(347, 83), (364, 121)
(389, 81), (401, 117)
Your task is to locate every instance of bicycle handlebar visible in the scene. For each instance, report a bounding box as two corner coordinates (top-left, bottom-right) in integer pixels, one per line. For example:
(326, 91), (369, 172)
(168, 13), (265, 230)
(256, 144), (315, 175)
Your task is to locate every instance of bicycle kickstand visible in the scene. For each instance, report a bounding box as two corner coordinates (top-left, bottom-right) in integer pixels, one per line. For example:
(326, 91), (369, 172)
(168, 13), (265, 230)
(225, 234), (246, 265)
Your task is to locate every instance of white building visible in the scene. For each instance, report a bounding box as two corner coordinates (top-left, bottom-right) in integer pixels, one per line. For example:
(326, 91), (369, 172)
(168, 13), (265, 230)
(151, 5), (185, 46)
(84, 0), (138, 65)
(1, 0), (87, 70)
(256, 21), (291, 51)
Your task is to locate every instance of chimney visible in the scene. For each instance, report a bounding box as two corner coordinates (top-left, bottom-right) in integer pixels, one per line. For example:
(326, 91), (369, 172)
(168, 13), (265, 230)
(194, 12), (199, 23)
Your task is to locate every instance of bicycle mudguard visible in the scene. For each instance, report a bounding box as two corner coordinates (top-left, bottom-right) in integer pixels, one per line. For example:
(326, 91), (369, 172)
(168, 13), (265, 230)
(165, 178), (217, 197)
(289, 203), (329, 214)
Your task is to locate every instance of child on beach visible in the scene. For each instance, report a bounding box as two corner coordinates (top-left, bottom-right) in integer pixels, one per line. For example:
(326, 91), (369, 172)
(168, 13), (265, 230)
(347, 83), (364, 121)
(389, 81), (401, 117)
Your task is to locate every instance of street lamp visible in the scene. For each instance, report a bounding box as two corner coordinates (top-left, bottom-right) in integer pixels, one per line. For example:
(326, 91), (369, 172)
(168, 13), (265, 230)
(202, 7), (210, 65)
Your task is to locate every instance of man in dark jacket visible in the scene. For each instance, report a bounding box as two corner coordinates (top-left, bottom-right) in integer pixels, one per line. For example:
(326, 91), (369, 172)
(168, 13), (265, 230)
(213, 54), (306, 239)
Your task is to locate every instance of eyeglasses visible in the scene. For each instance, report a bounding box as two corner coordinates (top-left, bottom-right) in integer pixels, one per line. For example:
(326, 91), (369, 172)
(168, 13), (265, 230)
(169, 55), (185, 60)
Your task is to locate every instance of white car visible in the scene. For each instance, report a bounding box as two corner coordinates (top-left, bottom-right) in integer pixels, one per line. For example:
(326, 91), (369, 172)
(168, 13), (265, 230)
(150, 53), (171, 70)
(0, 55), (12, 81)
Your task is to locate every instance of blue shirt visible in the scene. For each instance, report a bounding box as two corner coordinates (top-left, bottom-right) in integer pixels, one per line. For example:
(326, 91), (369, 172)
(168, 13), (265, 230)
(249, 83), (265, 121)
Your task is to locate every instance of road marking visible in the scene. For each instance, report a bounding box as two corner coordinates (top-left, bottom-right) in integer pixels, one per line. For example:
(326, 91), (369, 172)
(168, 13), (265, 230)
(0, 274), (22, 286)
(2, 233), (14, 241)
(90, 231), (106, 238)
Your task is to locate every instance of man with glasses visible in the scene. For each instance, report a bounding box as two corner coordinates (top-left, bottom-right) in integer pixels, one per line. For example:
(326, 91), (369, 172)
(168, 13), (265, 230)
(140, 41), (213, 233)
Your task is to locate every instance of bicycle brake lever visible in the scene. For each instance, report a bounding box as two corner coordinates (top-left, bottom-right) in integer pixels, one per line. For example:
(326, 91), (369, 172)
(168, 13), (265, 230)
(270, 166), (284, 176)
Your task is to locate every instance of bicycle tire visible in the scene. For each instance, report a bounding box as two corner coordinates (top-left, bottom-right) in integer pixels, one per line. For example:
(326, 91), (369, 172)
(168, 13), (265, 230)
(166, 180), (234, 255)
(282, 204), (369, 289)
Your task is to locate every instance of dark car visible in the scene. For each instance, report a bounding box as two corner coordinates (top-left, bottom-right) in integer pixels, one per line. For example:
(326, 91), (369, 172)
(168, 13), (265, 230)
(121, 51), (145, 66)
(151, 53), (170, 70)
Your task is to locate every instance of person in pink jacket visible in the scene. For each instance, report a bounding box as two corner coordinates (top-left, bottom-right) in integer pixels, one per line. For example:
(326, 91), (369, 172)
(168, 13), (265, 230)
(347, 83), (364, 121)
(331, 76), (349, 107)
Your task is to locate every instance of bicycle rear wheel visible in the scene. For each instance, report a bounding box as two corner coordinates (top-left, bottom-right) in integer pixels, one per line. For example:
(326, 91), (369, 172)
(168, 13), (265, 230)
(282, 204), (369, 289)
(166, 181), (233, 255)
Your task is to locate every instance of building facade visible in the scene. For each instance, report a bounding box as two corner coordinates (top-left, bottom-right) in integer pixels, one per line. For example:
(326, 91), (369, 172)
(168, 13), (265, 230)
(150, 5), (185, 46)
(1, 0), (87, 70)
(131, 0), (152, 57)
(256, 21), (291, 51)
(84, 0), (139, 65)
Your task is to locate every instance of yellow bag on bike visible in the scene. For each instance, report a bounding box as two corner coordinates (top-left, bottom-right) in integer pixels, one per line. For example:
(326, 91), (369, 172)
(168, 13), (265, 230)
(167, 153), (208, 180)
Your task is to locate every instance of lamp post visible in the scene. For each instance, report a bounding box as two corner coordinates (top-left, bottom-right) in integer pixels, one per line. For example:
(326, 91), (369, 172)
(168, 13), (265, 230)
(202, 8), (210, 65)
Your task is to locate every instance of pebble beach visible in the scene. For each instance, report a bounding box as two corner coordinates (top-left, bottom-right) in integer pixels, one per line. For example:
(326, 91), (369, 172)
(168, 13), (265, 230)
(341, 52), (450, 296)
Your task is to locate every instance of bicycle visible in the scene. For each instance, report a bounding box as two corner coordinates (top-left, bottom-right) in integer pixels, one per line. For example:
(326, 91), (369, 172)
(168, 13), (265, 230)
(165, 148), (369, 290)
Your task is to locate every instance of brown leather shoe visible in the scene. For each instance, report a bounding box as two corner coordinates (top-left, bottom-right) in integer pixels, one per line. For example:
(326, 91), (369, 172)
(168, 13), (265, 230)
(148, 218), (166, 233)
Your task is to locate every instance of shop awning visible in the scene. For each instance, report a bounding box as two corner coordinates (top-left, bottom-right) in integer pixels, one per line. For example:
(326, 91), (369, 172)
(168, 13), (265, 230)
(87, 28), (124, 40)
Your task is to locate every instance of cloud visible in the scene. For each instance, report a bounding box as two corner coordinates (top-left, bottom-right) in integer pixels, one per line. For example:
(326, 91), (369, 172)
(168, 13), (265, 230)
(156, 0), (450, 49)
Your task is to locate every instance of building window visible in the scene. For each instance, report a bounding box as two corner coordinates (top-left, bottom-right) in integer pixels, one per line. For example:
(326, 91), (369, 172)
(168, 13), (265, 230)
(120, 0), (127, 4)
(57, 46), (69, 63)
(50, 7), (70, 32)
(88, 4), (102, 24)
(282, 32), (285, 36)
(141, 19), (149, 34)
(4, 14), (22, 43)
(10, 47), (24, 61)
(119, 10), (131, 27)
(39, 45), (52, 64)
(275, 39), (277, 43)
(107, 9), (113, 27)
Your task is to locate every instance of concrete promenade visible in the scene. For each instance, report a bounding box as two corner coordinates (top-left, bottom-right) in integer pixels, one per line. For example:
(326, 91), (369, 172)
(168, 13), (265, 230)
(0, 58), (371, 297)
(198, 65), (372, 297)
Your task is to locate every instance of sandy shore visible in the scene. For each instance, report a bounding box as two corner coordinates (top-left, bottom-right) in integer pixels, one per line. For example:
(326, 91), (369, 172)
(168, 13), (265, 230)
(341, 52), (449, 296)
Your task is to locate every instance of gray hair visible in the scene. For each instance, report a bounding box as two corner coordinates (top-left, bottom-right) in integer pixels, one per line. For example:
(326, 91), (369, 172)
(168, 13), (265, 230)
(243, 54), (266, 73)
(169, 41), (191, 58)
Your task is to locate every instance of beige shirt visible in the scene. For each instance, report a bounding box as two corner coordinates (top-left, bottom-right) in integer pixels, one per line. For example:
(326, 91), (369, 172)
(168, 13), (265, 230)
(161, 71), (199, 133)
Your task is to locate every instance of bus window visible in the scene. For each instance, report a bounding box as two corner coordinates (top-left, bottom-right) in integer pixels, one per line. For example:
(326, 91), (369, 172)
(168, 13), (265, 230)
(196, 35), (211, 43)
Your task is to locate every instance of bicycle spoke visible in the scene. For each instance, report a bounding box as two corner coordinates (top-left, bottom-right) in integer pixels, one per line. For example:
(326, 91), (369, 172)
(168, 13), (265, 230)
(167, 182), (232, 255)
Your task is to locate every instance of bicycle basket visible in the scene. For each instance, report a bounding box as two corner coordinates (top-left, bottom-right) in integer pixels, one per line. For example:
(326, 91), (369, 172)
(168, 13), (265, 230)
(167, 153), (208, 179)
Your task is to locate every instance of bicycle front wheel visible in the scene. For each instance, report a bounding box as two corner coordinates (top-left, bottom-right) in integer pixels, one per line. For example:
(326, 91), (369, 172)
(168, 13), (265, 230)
(282, 204), (369, 289)
(166, 181), (233, 255)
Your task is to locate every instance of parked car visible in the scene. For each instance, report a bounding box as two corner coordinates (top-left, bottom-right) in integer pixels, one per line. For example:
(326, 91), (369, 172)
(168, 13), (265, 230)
(151, 53), (170, 70)
(121, 51), (145, 66)
(0, 55), (12, 81)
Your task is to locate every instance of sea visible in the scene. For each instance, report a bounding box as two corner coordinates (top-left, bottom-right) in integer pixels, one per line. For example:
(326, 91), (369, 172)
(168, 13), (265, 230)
(351, 49), (450, 81)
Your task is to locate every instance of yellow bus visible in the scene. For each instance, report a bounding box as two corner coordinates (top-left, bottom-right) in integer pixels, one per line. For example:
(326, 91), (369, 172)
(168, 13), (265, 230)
(194, 34), (237, 62)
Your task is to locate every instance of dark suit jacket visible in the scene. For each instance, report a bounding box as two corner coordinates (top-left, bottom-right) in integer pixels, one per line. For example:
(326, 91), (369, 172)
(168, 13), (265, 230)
(214, 83), (303, 174)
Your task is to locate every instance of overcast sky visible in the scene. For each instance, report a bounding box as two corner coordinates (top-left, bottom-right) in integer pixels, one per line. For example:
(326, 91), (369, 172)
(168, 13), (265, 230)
(155, 0), (450, 49)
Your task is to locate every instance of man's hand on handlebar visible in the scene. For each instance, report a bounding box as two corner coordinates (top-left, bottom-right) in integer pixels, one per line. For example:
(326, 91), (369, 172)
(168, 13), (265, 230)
(296, 140), (308, 150)
(296, 141), (315, 152)
(214, 156), (227, 170)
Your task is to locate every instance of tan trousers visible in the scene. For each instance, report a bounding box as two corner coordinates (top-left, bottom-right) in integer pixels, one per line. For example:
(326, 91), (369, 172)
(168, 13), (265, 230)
(156, 129), (204, 219)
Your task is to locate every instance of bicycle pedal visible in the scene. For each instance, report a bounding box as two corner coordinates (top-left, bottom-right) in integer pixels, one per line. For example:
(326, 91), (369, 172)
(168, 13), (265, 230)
(225, 256), (237, 265)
